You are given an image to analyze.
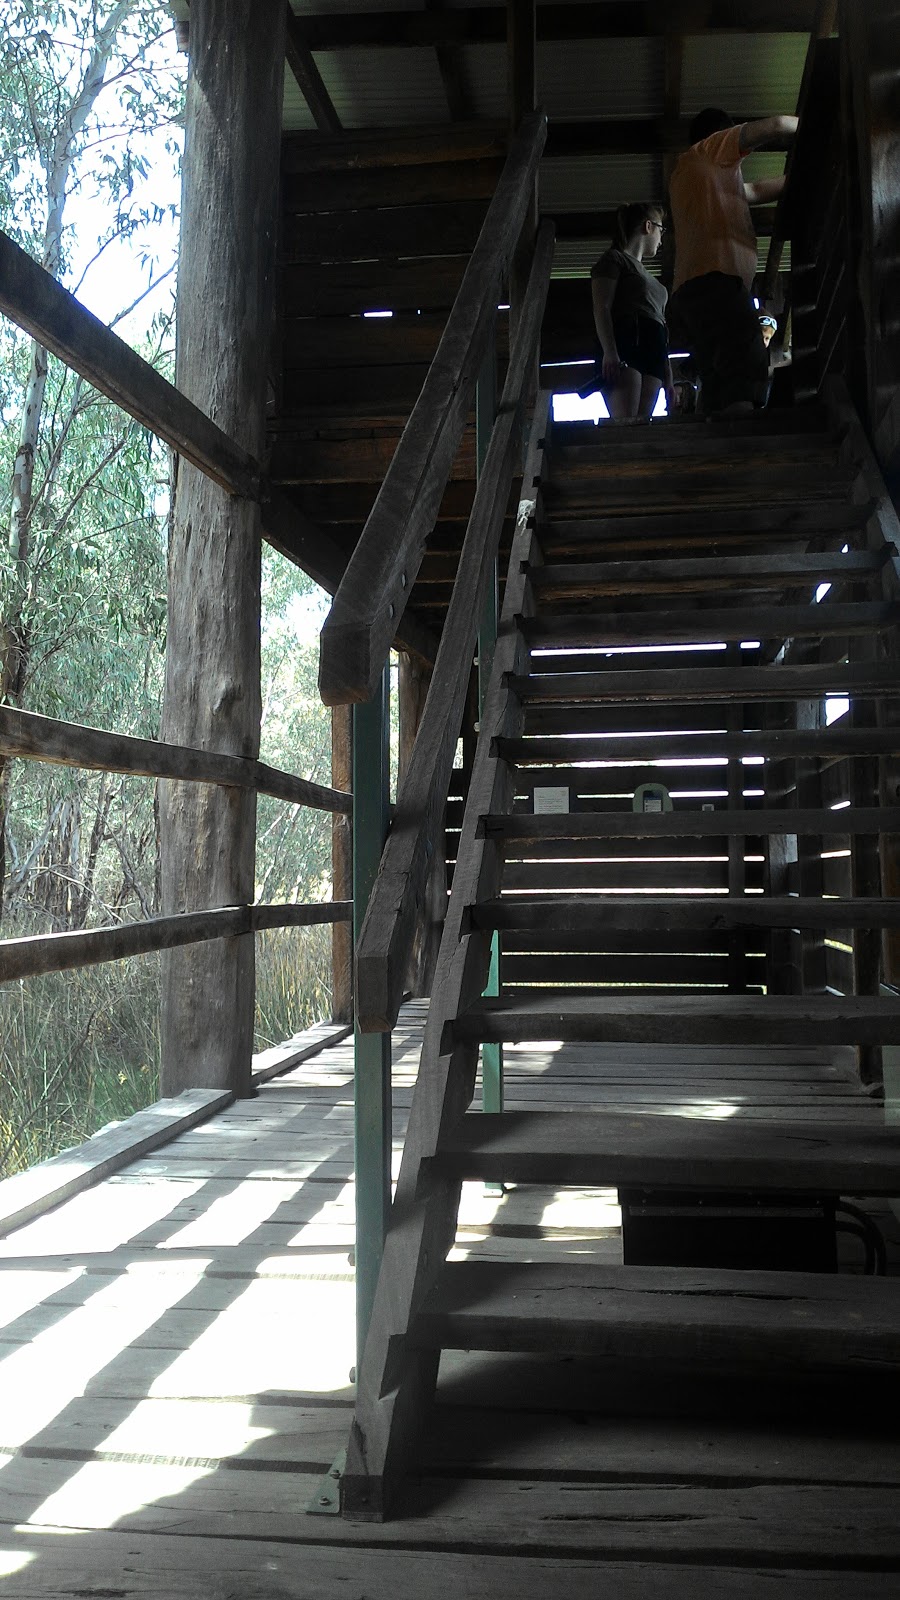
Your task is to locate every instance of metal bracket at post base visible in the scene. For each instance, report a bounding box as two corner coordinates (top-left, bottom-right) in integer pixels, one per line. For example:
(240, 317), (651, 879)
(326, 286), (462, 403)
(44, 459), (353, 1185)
(305, 1446), (347, 1515)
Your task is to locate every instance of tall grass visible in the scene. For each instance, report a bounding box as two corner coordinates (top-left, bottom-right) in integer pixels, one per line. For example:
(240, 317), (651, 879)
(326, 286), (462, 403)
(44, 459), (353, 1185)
(0, 925), (334, 1179)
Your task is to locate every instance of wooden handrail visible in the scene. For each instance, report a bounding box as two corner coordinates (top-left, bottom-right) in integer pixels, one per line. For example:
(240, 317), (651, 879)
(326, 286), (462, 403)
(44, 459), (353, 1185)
(0, 901), (352, 983)
(761, 0), (838, 299)
(0, 704), (352, 814)
(0, 227), (357, 599)
(354, 223), (555, 1033)
(317, 109), (548, 707)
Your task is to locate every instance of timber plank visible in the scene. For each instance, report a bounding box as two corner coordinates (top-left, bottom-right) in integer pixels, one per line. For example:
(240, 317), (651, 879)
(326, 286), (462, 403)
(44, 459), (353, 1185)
(288, 4), (822, 52)
(540, 465), (853, 510)
(434, 1111), (900, 1192)
(414, 1260), (900, 1371)
(499, 727), (900, 762)
(536, 501), (872, 549)
(485, 807), (900, 839)
(528, 552), (881, 599)
(512, 660), (900, 704)
(282, 157), (504, 214)
(282, 255), (470, 318)
(282, 200), (488, 264)
(2, 1460), (900, 1565)
(0, 1090), (231, 1237)
(454, 993), (900, 1047)
(428, 1404), (900, 1483)
(0, 1528), (891, 1597)
(522, 601), (900, 647)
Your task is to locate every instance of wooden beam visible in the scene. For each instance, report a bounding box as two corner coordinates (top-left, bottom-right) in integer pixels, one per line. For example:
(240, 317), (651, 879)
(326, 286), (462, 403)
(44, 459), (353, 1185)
(0, 227), (257, 499)
(0, 902), (351, 983)
(295, 3), (820, 51)
(0, 228), (350, 597)
(318, 109), (547, 705)
(331, 705), (353, 1023)
(471, 895), (900, 933)
(487, 807), (900, 840)
(281, 121), (508, 175)
(284, 0), (342, 133)
(425, 0), (472, 120)
(0, 703), (351, 812)
(507, 0), (538, 346)
(159, 0), (286, 1100)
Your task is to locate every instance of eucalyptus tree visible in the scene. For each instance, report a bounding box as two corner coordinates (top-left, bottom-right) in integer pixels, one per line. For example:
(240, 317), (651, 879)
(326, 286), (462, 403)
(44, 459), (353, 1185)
(0, 0), (183, 920)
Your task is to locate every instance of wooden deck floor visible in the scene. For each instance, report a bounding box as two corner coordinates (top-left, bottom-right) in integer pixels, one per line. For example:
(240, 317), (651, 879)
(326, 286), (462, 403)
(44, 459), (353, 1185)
(0, 1001), (898, 1597)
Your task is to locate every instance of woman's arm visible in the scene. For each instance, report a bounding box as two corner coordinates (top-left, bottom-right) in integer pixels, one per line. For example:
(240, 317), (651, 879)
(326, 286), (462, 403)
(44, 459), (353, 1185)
(591, 275), (622, 384)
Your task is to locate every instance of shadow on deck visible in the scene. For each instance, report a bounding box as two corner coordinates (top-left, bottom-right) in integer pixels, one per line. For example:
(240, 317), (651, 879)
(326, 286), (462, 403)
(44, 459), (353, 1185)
(0, 1000), (897, 1596)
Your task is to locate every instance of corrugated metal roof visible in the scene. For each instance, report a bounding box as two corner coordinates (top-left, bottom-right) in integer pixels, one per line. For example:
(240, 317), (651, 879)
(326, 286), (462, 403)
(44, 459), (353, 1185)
(462, 36), (661, 121)
(287, 46), (450, 130)
(540, 155), (660, 211)
(681, 32), (809, 117)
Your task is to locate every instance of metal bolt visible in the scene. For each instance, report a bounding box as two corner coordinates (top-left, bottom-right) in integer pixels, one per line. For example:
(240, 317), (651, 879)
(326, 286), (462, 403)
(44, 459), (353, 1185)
(330, 1466), (341, 1478)
(318, 1495), (331, 1507)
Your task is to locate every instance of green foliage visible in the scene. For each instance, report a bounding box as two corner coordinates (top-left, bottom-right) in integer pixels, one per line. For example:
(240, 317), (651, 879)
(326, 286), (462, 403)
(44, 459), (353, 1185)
(0, 5), (339, 1177)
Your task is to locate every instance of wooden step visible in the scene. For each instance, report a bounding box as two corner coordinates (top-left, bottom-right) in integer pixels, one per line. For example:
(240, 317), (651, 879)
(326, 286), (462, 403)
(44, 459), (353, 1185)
(537, 501), (875, 556)
(436, 1111), (899, 1191)
(470, 895), (900, 934)
(453, 993), (900, 1047)
(546, 429), (840, 469)
(550, 407), (831, 443)
(539, 466), (855, 513)
(483, 807), (900, 841)
(412, 1261), (900, 1372)
(527, 552), (882, 601)
(498, 726), (900, 764)
(510, 660), (900, 705)
(522, 602), (900, 649)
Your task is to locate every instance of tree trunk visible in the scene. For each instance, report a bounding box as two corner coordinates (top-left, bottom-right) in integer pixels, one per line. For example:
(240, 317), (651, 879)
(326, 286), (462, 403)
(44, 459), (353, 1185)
(158, 0), (286, 1097)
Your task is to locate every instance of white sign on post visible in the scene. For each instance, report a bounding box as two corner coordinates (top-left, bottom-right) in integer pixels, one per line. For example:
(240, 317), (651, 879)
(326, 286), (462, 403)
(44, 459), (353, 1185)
(534, 786), (569, 814)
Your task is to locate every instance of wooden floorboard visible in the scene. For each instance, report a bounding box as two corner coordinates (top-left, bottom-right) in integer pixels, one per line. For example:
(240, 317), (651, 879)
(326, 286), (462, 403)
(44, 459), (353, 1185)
(1, 1004), (898, 1592)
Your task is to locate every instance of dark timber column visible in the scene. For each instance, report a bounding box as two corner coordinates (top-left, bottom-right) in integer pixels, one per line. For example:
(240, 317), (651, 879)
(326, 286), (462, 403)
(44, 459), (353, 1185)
(159, 0), (286, 1097)
(332, 706), (353, 1022)
(842, 0), (900, 460)
(507, 0), (537, 348)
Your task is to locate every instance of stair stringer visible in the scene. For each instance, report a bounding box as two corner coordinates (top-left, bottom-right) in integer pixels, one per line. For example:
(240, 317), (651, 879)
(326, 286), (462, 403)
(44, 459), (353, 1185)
(341, 403), (550, 1521)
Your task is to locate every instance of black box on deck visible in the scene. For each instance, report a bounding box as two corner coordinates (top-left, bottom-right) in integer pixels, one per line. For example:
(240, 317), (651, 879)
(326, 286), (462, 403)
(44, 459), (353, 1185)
(619, 1189), (838, 1272)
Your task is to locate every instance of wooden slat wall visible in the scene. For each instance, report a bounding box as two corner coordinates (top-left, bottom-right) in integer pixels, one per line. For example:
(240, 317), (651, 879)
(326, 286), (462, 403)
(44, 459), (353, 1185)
(269, 129), (523, 635)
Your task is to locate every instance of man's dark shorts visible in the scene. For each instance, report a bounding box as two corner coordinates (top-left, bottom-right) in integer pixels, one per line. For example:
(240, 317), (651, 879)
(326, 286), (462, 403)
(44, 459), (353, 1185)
(669, 272), (769, 413)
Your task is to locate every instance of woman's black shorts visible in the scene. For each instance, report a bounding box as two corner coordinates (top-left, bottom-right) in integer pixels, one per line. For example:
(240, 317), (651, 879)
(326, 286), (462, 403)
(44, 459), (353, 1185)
(600, 313), (668, 385)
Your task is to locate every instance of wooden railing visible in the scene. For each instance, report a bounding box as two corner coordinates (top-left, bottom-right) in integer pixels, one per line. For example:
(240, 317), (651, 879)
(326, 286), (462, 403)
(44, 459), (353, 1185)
(354, 221), (555, 1033)
(764, 5), (848, 403)
(317, 109), (548, 707)
(0, 230), (351, 991)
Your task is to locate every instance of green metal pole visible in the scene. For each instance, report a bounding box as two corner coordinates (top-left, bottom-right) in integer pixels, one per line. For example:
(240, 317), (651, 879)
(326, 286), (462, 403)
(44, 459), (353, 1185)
(352, 666), (392, 1370)
(476, 327), (504, 1119)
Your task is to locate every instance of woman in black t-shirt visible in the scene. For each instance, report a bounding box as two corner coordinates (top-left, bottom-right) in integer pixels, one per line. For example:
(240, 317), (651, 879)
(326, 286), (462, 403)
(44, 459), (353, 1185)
(583, 203), (675, 419)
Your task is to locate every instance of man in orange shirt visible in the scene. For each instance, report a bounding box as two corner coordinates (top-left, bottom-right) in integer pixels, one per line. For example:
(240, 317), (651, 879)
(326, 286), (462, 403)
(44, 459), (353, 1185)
(669, 108), (798, 414)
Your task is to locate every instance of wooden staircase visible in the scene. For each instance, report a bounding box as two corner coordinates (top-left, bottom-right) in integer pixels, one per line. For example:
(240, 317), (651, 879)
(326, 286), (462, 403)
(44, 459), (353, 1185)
(342, 383), (900, 1521)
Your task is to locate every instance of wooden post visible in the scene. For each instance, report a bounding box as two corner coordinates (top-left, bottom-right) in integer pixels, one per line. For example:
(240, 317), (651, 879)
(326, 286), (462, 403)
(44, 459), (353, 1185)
(841, 0), (900, 455)
(476, 331), (504, 1115)
(353, 671), (392, 1368)
(507, 0), (537, 351)
(397, 652), (445, 997)
(159, 0), (286, 1097)
(332, 706), (353, 1022)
